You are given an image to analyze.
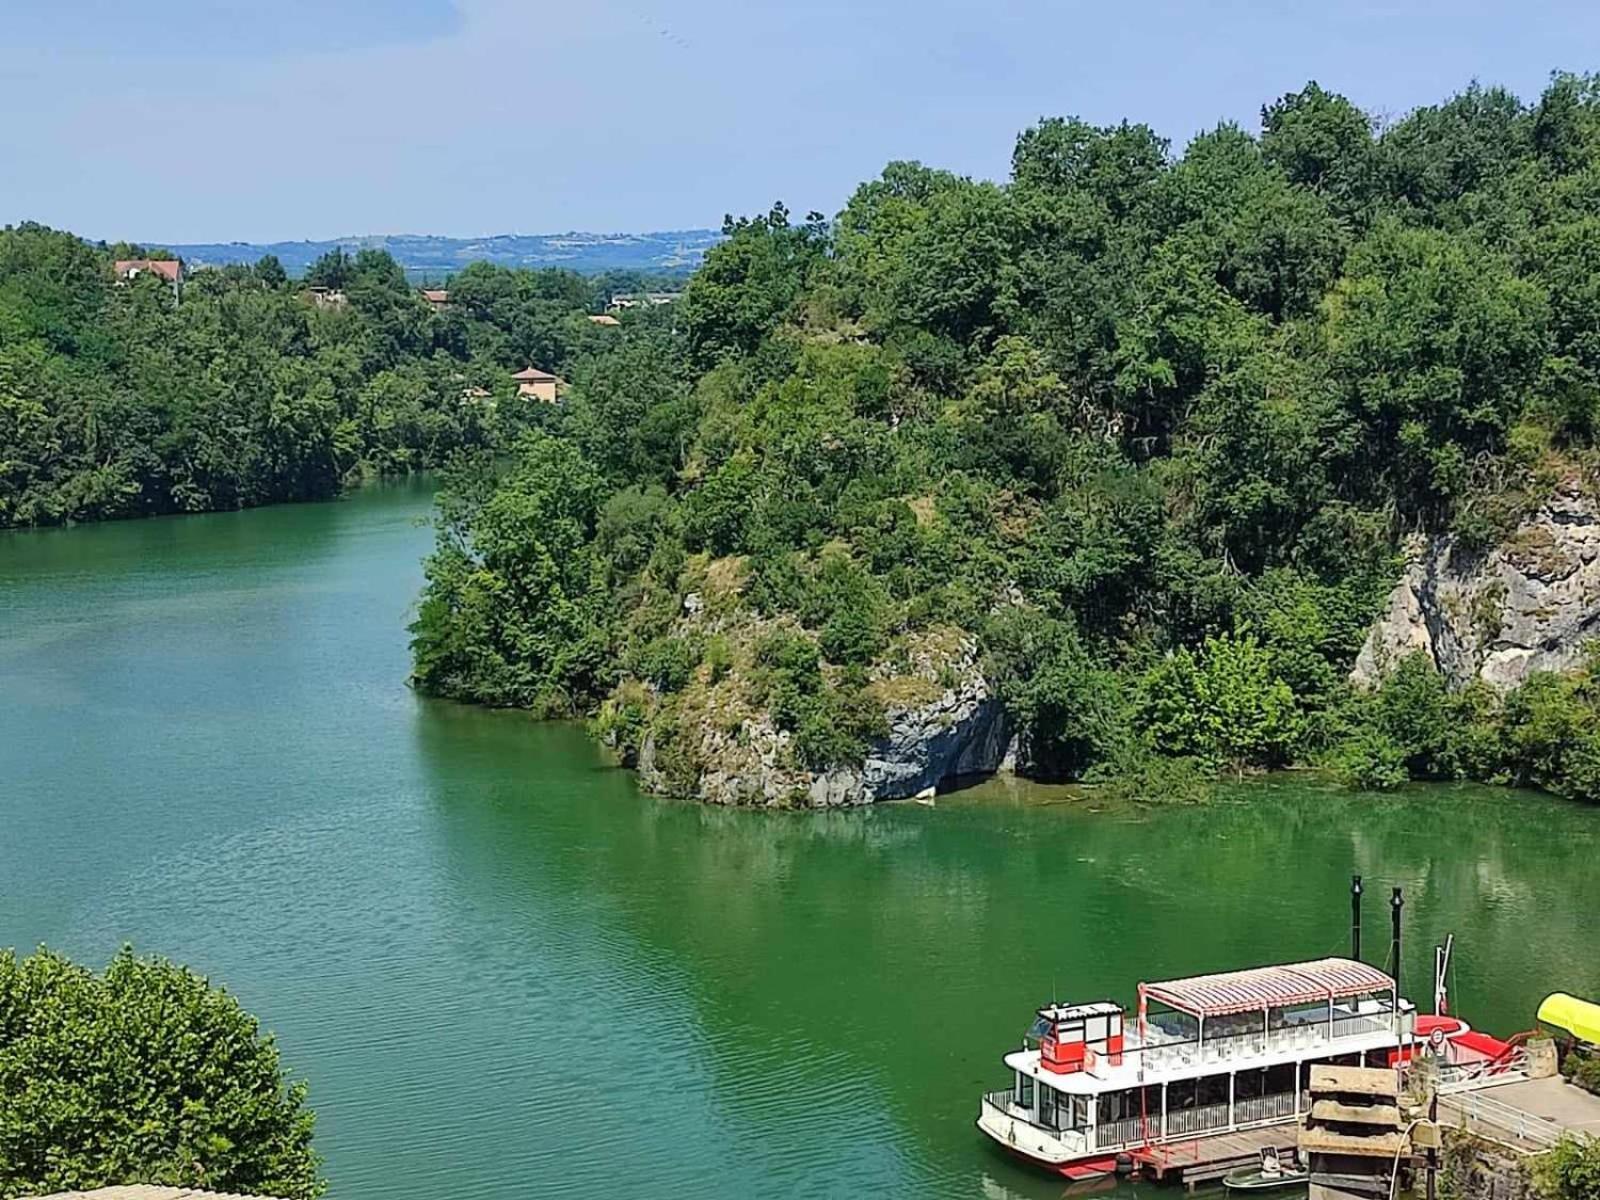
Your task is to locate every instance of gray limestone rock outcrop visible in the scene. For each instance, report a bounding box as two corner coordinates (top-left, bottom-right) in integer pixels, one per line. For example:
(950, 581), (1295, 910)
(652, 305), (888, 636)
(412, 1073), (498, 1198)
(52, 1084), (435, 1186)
(1354, 484), (1600, 691)
(803, 657), (1011, 806)
(636, 634), (1012, 806)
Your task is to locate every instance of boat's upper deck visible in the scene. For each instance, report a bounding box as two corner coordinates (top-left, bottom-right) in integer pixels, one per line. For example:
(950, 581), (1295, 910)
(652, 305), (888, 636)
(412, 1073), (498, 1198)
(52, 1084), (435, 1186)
(1008, 957), (1412, 1096)
(1007, 995), (1412, 1094)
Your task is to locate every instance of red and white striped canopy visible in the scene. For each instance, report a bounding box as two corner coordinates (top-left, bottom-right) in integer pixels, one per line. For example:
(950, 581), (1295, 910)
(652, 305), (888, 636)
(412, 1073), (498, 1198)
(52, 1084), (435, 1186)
(1140, 957), (1395, 1017)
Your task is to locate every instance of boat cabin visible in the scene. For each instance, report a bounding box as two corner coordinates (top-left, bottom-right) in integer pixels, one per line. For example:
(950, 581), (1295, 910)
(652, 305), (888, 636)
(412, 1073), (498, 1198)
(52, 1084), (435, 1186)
(1032, 1001), (1125, 1074)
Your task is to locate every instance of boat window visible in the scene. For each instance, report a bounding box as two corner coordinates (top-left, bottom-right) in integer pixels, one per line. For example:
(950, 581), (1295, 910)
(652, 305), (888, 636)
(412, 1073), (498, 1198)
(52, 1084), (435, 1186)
(1039, 1086), (1060, 1130)
(1041, 1087), (1091, 1131)
(1168, 1078), (1197, 1110)
(1264, 1062), (1297, 1094)
(1275, 1001), (1328, 1029)
(1096, 1087), (1143, 1124)
(1015, 1072), (1034, 1110)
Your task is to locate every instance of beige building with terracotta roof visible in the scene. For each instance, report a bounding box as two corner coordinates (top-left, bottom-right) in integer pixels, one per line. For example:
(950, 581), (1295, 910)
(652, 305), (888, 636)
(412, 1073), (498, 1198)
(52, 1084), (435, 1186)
(511, 365), (564, 403)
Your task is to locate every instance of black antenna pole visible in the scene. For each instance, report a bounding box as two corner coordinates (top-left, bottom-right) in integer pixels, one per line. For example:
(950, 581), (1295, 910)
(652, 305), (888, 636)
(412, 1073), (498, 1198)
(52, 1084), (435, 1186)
(1391, 886), (1405, 997)
(1351, 875), (1363, 962)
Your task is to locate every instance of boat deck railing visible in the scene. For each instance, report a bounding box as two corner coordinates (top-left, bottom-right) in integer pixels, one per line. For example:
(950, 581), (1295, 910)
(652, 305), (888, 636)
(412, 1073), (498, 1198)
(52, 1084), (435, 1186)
(1163, 1099), (1231, 1139)
(1094, 1114), (1151, 1149)
(987, 1088), (1305, 1155)
(1092, 1092), (1298, 1152)
(1130, 1012), (1394, 1072)
(982, 1088), (1027, 1120)
(983, 1089), (1071, 1134)
(981, 1090), (1089, 1158)
(1231, 1090), (1298, 1126)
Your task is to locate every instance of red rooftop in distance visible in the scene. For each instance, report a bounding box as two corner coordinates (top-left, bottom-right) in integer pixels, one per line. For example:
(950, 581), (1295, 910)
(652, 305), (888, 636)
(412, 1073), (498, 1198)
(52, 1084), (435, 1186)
(113, 259), (183, 283)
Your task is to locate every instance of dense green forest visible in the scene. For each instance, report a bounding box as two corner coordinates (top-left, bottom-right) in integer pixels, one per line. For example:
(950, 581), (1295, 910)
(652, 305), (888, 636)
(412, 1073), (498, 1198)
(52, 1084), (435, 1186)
(0, 224), (678, 526)
(409, 74), (1600, 804)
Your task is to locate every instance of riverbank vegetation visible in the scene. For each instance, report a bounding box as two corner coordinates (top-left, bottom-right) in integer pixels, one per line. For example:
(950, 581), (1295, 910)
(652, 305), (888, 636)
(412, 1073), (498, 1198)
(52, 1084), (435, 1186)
(411, 73), (1600, 804)
(0, 222), (678, 526)
(1532, 1135), (1600, 1200)
(0, 946), (323, 1199)
(1336, 648), (1600, 802)
(1563, 1046), (1600, 1096)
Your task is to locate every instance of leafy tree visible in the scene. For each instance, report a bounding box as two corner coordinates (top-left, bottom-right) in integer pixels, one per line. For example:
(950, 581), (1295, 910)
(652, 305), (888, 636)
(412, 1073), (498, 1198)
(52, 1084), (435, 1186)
(302, 248), (351, 290)
(0, 946), (323, 1200)
(1322, 220), (1549, 521)
(983, 607), (1128, 777)
(1376, 84), (1531, 218)
(1497, 667), (1600, 798)
(1532, 73), (1600, 177)
(1162, 123), (1348, 320)
(378, 72), (1600, 804)
(1141, 634), (1303, 773)
(0, 223), (621, 528)
(1012, 116), (1169, 225)
(410, 434), (611, 712)
(254, 254), (289, 289)
(683, 204), (828, 366)
(1260, 81), (1377, 220)
(1335, 728), (1410, 791)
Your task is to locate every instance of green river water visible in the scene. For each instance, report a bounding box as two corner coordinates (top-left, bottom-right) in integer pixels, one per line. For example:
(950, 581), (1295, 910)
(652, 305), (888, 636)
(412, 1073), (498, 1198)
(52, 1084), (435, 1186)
(3, 478), (1599, 1199)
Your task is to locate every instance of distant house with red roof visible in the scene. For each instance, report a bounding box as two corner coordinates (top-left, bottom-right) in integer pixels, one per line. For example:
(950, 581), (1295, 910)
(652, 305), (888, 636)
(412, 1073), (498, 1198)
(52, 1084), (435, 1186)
(511, 366), (564, 403)
(420, 288), (450, 310)
(113, 258), (184, 300)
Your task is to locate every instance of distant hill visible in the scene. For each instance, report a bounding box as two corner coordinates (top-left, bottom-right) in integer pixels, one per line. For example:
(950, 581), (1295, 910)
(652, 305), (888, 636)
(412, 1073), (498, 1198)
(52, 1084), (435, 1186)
(162, 229), (723, 279)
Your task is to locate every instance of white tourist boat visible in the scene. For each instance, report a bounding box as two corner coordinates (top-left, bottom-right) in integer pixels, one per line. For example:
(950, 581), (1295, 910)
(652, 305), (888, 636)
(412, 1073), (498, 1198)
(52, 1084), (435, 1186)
(976, 957), (1418, 1180)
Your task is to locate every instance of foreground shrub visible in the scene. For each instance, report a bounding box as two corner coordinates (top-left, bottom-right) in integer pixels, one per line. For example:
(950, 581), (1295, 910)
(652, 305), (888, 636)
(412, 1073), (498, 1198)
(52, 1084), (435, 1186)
(0, 946), (324, 1199)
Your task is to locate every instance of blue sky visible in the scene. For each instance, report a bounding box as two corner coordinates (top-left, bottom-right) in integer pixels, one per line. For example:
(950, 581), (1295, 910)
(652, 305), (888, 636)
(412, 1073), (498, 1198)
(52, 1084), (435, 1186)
(3, 0), (1597, 244)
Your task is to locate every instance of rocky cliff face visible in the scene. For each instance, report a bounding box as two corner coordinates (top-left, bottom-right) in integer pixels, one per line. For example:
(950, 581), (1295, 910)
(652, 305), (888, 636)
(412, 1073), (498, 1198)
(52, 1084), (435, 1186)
(636, 632), (1012, 807)
(809, 649), (1012, 806)
(1354, 484), (1600, 690)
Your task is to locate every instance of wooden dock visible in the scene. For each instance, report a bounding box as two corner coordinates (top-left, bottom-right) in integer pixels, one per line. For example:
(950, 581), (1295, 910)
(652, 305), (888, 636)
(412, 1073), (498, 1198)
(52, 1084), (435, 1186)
(1135, 1124), (1303, 1190)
